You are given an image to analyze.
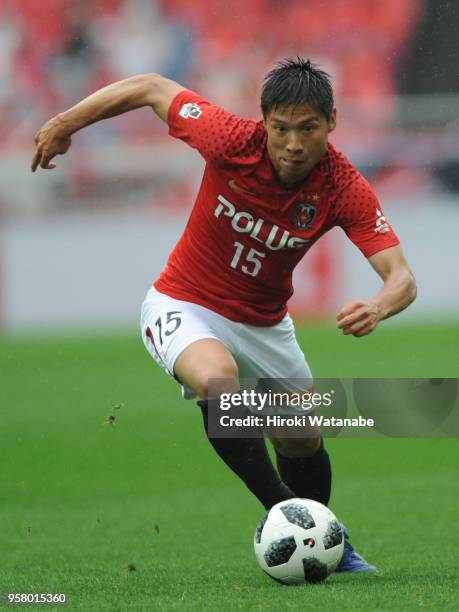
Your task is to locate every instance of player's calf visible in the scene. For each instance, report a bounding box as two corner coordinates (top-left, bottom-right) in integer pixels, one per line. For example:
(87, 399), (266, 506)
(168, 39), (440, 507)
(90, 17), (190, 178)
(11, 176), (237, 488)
(272, 437), (332, 507)
(198, 399), (295, 509)
(268, 432), (321, 458)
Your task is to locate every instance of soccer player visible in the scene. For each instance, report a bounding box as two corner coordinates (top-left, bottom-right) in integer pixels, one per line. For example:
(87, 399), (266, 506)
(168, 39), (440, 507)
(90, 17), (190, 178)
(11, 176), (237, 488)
(31, 58), (417, 572)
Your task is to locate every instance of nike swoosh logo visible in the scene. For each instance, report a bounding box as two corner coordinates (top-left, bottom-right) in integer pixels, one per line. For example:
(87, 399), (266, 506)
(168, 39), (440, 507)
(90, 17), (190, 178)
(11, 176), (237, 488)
(228, 179), (256, 196)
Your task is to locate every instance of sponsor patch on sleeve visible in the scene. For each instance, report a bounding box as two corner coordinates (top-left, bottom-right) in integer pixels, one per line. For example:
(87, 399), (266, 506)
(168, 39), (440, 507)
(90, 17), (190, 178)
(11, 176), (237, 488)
(179, 102), (202, 119)
(374, 208), (390, 234)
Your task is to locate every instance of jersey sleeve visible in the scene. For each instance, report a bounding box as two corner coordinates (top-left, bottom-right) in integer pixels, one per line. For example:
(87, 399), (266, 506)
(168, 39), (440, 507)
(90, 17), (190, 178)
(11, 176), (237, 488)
(336, 175), (400, 258)
(167, 89), (262, 164)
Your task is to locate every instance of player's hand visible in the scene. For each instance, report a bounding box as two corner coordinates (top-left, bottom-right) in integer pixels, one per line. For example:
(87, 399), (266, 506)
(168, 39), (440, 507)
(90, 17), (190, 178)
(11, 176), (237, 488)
(336, 299), (382, 337)
(31, 116), (72, 172)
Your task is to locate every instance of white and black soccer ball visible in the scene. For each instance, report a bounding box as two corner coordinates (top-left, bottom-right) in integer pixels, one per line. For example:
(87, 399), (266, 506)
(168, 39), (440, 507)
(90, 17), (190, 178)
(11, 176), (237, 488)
(254, 498), (344, 584)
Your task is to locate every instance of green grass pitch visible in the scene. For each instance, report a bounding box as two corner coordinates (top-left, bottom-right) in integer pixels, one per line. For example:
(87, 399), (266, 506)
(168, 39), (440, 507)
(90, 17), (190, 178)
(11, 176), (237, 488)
(1, 322), (458, 610)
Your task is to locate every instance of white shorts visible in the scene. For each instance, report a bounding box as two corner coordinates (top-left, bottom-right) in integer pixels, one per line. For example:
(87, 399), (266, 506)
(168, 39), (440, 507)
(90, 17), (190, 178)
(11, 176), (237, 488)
(140, 287), (313, 399)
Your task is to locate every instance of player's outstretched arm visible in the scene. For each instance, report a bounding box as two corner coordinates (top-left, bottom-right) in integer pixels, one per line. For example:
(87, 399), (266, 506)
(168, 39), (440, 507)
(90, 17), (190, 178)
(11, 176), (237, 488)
(31, 73), (185, 172)
(336, 245), (417, 337)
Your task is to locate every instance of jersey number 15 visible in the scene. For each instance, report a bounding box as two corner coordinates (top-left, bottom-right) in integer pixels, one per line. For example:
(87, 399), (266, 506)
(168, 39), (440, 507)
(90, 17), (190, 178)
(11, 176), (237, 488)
(230, 241), (265, 277)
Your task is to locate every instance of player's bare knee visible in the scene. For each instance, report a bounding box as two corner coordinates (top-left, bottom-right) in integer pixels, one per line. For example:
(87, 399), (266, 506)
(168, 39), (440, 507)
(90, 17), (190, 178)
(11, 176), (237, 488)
(173, 338), (239, 398)
(194, 363), (239, 399)
(201, 367), (240, 399)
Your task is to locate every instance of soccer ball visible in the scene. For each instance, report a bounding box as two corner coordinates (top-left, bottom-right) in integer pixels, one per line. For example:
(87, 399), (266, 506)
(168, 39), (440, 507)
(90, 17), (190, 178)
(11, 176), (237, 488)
(254, 498), (344, 584)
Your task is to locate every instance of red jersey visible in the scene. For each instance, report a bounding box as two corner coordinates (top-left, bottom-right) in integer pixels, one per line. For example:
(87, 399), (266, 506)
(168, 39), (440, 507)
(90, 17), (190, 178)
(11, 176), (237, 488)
(155, 90), (399, 326)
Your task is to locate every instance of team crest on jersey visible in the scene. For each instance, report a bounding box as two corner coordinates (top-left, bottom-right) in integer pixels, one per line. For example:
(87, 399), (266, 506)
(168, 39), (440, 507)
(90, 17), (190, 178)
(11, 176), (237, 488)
(294, 203), (317, 231)
(179, 102), (202, 119)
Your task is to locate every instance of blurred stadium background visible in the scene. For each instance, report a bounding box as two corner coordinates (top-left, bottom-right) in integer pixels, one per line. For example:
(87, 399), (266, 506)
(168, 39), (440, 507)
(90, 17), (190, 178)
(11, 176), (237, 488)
(1, 0), (458, 331)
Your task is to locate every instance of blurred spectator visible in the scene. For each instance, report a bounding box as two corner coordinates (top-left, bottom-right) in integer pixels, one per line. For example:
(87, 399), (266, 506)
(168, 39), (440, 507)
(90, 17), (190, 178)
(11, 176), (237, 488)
(1, 0), (422, 147)
(0, 0), (193, 146)
(93, 0), (192, 81)
(7, 0), (459, 203)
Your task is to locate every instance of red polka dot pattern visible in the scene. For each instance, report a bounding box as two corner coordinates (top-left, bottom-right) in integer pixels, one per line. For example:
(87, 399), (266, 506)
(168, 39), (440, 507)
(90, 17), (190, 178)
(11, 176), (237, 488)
(168, 89), (266, 164)
(326, 157), (400, 258)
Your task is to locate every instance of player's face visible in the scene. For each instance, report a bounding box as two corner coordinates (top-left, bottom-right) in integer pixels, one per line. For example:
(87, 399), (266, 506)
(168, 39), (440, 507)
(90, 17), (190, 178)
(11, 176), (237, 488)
(265, 105), (336, 187)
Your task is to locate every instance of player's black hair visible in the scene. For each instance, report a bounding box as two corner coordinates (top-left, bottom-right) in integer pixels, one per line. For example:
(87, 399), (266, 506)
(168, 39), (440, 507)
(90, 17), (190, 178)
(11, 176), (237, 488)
(261, 57), (334, 120)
